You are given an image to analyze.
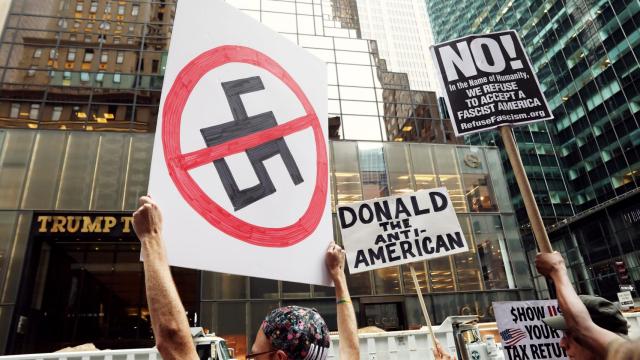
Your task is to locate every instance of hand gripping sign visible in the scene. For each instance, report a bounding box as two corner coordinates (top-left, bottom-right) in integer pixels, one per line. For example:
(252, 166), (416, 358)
(148, 0), (332, 286)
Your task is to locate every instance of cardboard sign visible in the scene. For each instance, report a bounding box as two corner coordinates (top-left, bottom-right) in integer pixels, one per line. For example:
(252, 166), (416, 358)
(337, 188), (468, 273)
(148, 0), (332, 285)
(431, 30), (553, 136)
(617, 291), (635, 309)
(494, 300), (568, 360)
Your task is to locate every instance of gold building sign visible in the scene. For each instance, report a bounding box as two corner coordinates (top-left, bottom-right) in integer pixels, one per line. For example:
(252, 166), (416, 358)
(33, 213), (135, 237)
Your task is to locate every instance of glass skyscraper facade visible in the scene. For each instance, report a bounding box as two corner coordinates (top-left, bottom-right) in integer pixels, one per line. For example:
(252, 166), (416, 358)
(356, 0), (439, 91)
(426, 0), (640, 300)
(0, 0), (534, 355)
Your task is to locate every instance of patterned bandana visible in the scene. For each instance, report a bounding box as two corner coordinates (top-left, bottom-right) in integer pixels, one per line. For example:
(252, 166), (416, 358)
(261, 306), (331, 360)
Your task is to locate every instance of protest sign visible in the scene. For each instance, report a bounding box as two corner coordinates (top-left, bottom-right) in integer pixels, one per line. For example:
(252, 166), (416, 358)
(494, 300), (568, 360)
(431, 30), (553, 136)
(148, 0), (332, 285)
(337, 188), (468, 274)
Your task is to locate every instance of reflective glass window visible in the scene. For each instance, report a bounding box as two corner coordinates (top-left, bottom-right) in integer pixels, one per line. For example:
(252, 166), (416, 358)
(384, 143), (413, 194)
(358, 142), (389, 200)
(373, 267), (402, 294)
(332, 141), (362, 203)
(409, 144), (437, 190)
(452, 215), (483, 291)
(472, 215), (510, 289)
(202, 272), (247, 300)
(433, 146), (467, 212)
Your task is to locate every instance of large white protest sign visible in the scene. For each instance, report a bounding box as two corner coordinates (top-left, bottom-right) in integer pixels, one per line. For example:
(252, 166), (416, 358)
(494, 300), (568, 360)
(337, 188), (468, 274)
(148, 0), (332, 285)
(431, 30), (553, 136)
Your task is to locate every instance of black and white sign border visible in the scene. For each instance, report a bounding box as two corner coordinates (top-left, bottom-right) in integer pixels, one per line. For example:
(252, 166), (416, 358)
(431, 30), (554, 137)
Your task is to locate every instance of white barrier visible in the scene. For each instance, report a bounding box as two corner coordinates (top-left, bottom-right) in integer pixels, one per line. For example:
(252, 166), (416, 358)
(0, 348), (161, 360)
(2, 313), (638, 360)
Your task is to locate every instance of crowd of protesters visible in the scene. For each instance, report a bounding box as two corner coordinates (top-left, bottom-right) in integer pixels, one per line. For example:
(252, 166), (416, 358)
(133, 196), (638, 360)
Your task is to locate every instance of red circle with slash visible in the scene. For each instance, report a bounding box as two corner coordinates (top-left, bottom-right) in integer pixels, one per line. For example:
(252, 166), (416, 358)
(162, 45), (328, 248)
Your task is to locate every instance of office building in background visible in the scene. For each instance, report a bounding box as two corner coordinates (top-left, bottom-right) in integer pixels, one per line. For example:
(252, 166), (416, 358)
(427, 0), (640, 300)
(356, 0), (439, 91)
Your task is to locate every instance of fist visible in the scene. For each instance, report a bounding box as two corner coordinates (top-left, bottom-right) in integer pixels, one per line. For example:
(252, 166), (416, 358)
(535, 251), (566, 278)
(325, 241), (346, 280)
(132, 195), (163, 241)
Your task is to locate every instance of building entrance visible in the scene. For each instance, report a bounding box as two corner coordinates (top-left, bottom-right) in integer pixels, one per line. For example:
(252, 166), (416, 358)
(360, 297), (406, 331)
(7, 213), (199, 354)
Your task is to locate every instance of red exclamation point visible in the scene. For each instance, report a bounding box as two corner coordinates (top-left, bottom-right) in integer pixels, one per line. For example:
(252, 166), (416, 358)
(500, 34), (524, 70)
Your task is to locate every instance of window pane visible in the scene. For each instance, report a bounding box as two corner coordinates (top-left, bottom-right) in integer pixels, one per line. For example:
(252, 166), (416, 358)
(502, 215), (532, 288)
(336, 64), (374, 87)
(384, 143), (413, 195)
(249, 277), (278, 299)
(201, 272), (247, 300)
(282, 281), (311, 298)
(433, 146), (467, 212)
(485, 149), (513, 212)
(358, 142), (388, 200)
(123, 134), (153, 210)
(346, 270), (372, 296)
(401, 262), (427, 294)
(0, 131), (34, 208)
(472, 215), (510, 289)
(91, 133), (127, 210)
(56, 133), (99, 210)
(332, 141), (362, 204)
(261, 12), (297, 33)
(452, 215), (483, 291)
(409, 144), (437, 190)
(428, 257), (454, 292)
(373, 266), (402, 294)
(0, 211), (31, 305)
(463, 174), (498, 212)
(21, 131), (66, 209)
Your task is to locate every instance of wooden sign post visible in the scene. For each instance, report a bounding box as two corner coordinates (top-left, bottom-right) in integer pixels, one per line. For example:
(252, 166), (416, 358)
(499, 125), (553, 253)
(409, 263), (437, 347)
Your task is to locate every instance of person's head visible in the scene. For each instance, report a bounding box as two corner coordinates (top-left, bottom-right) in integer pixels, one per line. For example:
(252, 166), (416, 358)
(249, 306), (331, 360)
(543, 295), (628, 360)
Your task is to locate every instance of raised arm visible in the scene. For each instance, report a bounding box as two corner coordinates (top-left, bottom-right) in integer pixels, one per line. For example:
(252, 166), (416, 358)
(326, 241), (360, 359)
(535, 252), (618, 355)
(133, 196), (198, 360)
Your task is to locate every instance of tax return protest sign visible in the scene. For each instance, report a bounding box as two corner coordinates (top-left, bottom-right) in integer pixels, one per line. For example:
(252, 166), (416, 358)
(337, 188), (468, 273)
(431, 30), (553, 136)
(494, 300), (568, 360)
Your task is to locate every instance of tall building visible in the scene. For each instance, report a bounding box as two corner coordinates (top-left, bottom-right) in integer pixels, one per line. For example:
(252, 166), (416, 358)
(426, 0), (640, 300)
(0, 0), (533, 355)
(356, 0), (439, 91)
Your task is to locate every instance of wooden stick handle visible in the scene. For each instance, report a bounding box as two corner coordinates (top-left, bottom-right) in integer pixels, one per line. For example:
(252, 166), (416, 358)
(409, 263), (437, 347)
(499, 125), (553, 253)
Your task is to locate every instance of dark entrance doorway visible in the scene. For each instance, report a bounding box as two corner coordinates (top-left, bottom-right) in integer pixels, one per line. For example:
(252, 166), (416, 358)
(7, 212), (199, 354)
(360, 297), (406, 331)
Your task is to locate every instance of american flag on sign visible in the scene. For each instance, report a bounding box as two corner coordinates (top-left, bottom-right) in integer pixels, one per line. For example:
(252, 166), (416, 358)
(500, 328), (528, 346)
